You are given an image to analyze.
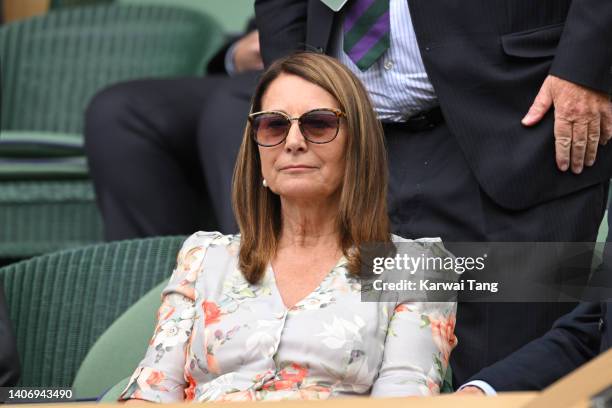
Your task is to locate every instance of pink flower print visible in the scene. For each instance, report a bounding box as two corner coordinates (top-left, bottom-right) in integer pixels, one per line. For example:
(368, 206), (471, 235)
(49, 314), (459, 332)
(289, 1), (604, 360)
(429, 314), (457, 365)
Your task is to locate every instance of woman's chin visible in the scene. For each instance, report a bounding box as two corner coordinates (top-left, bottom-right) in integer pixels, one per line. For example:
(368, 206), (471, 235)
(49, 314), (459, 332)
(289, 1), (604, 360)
(274, 185), (330, 202)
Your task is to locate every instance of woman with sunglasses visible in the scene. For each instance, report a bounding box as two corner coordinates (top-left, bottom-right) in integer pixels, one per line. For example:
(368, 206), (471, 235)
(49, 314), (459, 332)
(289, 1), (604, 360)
(119, 52), (457, 403)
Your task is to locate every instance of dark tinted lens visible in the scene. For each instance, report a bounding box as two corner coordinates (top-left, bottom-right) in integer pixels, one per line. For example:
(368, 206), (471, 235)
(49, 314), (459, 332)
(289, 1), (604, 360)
(252, 113), (289, 146)
(300, 111), (338, 142)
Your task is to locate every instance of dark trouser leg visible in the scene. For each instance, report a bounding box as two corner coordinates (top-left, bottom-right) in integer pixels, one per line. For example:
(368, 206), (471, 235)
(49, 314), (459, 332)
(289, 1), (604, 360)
(383, 121), (607, 386)
(197, 72), (260, 234)
(85, 77), (219, 240)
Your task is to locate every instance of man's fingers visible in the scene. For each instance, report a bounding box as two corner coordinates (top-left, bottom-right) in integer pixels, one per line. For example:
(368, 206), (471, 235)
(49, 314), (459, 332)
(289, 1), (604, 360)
(570, 122), (588, 174)
(545, 76), (611, 171)
(554, 118), (572, 171)
(600, 118), (609, 146)
(585, 119), (600, 167)
(522, 79), (553, 126)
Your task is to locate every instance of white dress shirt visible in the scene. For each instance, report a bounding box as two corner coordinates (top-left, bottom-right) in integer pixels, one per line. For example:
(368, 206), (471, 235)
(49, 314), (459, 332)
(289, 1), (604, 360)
(333, 0), (438, 121)
(459, 380), (498, 396)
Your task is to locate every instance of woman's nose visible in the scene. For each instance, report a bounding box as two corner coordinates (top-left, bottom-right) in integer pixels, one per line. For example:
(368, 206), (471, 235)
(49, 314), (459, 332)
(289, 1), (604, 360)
(284, 120), (307, 152)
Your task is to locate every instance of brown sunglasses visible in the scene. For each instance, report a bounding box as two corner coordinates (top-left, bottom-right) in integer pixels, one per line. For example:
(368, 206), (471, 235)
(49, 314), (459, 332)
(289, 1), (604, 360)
(248, 108), (346, 147)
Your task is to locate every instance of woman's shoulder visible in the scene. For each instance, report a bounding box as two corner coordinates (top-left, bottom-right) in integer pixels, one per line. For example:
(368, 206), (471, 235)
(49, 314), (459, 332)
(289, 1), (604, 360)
(390, 233), (442, 244)
(181, 231), (241, 250)
(175, 232), (241, 285)
(389, 234), (453, 258)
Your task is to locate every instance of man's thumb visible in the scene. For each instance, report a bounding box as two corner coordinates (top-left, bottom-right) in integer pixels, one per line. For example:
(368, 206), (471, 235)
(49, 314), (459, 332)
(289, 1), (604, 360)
(522, 84), (553, 126)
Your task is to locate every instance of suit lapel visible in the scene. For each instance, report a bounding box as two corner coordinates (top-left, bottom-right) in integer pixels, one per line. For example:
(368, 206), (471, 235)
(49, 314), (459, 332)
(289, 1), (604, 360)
(307, 0), (336, 53)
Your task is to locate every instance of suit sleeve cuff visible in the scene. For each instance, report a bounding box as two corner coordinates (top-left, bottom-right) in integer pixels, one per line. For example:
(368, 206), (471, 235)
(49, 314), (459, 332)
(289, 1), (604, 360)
(224, 42), (239, 76)
(459, 380), (498, 396)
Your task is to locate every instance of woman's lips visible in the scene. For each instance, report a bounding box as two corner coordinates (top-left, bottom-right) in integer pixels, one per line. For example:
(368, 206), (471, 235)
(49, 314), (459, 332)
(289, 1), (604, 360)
(279, 165), (317, 172)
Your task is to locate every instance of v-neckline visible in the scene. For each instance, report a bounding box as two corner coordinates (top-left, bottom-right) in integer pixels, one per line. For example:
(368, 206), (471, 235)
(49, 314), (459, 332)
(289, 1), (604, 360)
(268, 255), (346, 311)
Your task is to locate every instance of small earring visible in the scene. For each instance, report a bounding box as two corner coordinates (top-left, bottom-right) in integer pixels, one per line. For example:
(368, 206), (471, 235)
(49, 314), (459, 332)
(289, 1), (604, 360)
(262, 179), (268, 188)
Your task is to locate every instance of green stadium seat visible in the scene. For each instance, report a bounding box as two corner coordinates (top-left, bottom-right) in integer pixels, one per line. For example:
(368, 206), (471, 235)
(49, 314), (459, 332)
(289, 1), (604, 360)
(73, 279), (169, 399)
(100, 377), (131, 402)
(0, 4), (224, 259)
(119, 0), (254, 34)
(0, 236), (185, 388)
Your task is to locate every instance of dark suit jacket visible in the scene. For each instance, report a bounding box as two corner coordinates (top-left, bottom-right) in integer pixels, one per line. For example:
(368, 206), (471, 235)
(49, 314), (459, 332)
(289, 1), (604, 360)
(471, 301), (610, 390)
(254, 0), (612, 210)
(0, 283), (20, 386)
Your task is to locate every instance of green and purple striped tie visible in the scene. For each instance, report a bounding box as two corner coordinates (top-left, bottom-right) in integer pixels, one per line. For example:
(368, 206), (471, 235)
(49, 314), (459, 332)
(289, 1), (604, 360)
(343, 0), (390, 71)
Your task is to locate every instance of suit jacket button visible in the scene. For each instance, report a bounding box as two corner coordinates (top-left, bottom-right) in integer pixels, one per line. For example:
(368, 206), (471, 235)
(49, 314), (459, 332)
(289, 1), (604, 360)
(316, 47), (324, 53)
(599, 317), (605, 332)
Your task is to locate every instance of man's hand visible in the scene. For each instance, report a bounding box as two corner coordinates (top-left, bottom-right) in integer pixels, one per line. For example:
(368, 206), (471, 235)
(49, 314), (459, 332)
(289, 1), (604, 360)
(522, 75), (612, 174)
(455, 386), (486, 396)
(233, 30), (264, 73)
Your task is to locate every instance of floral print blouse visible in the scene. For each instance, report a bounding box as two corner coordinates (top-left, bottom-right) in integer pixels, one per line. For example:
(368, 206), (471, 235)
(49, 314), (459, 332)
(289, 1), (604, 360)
(119, 232), (457, 403)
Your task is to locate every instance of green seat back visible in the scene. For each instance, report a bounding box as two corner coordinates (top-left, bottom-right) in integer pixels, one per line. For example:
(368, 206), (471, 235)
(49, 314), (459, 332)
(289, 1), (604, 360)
(0, 5), (222, 259)
(0, 236), (186, 387)
(0, 181), (103, 258)
(0, 4), (224, 134)
(0, 131), (84, 159)
(441, 366), (453, 393)
(119, 0), (254, 34)
(597, 210), (609, 243)
(100, 376), (131, 403)
(73, 279), (169, 399)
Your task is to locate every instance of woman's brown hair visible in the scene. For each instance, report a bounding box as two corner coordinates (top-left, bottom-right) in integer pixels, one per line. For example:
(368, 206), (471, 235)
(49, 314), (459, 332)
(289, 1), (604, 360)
(232, 52), (390, 284)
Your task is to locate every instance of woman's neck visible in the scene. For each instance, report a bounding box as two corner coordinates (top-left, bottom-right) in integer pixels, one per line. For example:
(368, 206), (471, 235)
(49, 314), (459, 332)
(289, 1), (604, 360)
(278, 196), (340, 250)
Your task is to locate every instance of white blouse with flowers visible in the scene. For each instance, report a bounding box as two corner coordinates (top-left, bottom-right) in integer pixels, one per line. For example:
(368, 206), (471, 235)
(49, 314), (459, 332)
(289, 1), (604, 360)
(119, 231), (457, 403)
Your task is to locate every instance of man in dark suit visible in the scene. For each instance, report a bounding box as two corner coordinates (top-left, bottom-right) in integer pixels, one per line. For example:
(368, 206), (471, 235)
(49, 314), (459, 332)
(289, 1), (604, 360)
(85, 23), (261, 239)
(254, 0), (612, 385)
(0, 283), (20, 386)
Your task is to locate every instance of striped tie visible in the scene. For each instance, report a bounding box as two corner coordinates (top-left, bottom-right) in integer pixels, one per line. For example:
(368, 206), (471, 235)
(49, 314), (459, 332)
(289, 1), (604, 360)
(343, 0), (390, 71)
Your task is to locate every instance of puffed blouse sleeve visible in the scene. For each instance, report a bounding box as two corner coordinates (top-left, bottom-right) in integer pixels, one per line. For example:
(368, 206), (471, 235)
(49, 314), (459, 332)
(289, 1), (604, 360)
(118, 232), (212, 403)
(370, 240), (458, 397)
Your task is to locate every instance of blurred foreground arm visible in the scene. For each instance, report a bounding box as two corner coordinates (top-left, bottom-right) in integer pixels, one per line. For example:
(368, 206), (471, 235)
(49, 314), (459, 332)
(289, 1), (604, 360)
(467, 302), (602, 392)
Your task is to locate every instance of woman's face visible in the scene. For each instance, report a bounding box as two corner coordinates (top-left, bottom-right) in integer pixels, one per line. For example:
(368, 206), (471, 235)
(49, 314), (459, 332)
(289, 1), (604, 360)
(257, 73), (347, 203)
